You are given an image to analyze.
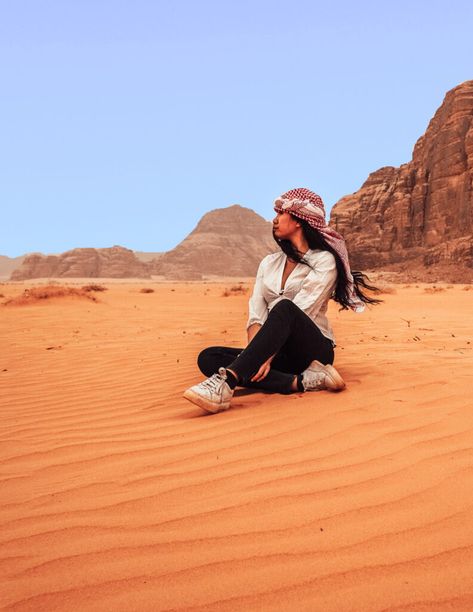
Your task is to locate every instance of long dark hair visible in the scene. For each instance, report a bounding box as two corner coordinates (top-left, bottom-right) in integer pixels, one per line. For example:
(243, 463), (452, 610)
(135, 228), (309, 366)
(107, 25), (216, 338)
(273, 218), (382, 310)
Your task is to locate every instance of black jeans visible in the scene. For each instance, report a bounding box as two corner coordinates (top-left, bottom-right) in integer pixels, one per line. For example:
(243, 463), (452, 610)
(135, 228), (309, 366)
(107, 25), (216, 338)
(197, 299), (334, 394)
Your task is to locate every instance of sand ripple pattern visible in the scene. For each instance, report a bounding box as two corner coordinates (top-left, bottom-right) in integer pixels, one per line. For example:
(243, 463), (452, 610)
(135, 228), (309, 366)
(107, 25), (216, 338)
(1, 283), (473, 611)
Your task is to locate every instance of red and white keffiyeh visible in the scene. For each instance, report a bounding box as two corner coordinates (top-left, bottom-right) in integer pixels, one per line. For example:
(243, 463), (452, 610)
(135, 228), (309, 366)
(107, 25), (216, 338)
(274, 187), (365, 313)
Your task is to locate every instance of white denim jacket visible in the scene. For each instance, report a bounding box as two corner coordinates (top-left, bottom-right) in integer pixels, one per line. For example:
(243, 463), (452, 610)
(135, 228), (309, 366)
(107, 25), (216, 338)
(247, 249), (338, 342)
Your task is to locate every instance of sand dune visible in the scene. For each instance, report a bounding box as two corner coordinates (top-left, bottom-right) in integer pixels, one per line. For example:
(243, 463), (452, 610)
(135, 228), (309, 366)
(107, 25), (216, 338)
(1, 281), (473, 611)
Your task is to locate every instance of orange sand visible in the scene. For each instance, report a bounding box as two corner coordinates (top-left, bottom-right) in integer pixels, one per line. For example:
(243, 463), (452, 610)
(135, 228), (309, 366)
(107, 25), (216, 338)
(1, 281), (473, 611)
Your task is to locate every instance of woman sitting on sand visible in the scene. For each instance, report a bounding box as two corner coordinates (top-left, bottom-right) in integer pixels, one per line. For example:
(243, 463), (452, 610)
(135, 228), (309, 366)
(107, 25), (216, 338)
(184, 187), (380, 414)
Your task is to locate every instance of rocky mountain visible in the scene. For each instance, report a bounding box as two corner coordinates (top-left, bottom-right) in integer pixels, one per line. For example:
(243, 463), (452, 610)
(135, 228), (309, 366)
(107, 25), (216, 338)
(11, 246), (150, 280)
(8, 205), (276, 280)
(134, 251), (164, 263)
(148, 205), (276, 279)
(0, 255), (27, 279)
(330, 80), (473, 280)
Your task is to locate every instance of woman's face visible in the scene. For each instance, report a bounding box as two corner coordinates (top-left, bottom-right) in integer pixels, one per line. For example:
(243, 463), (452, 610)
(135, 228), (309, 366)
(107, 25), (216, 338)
(272, 210), (300, 240)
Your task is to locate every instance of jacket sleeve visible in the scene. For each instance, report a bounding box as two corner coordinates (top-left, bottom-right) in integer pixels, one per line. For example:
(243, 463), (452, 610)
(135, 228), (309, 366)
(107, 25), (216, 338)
(246, 258), (269, 328)
(292, 252), (337, 316)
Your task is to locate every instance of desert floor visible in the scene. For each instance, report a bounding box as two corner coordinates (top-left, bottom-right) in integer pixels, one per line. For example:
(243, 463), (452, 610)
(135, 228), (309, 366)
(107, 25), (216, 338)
(1, 281), (473, 611)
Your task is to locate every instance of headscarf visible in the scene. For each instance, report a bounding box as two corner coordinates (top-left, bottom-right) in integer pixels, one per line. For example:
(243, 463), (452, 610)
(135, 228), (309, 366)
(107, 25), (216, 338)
(274, 187), (365, 313)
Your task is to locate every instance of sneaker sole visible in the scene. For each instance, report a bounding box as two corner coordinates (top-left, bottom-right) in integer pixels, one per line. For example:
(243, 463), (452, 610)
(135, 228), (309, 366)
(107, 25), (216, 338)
(183, 388), (231, 414)
(323, 364), (346, 391)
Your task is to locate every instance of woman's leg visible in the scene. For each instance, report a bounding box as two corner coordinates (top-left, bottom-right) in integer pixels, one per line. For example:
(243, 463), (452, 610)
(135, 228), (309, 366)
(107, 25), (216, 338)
(197, 346), (241, 376)
(184, 304), (338, 413)
(227, 299), (334, 382)
(198, 346), (296, 394)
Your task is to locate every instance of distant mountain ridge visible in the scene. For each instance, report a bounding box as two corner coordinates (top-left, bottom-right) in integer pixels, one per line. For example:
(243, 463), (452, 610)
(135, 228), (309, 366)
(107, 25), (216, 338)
(10, 246), (150, 280)
(7, 205), (276, 280)
(8, 78), (473, 286)
(0, 255), (27, 279)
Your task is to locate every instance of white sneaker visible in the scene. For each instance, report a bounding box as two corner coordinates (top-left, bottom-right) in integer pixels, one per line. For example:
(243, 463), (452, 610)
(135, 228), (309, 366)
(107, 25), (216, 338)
(301, 360), (346, 392)
(183, 367), (234, 414)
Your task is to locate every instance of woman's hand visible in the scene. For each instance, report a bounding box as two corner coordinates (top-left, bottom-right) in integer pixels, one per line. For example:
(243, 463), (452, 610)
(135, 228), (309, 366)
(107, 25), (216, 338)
(251, 355), (275, 382)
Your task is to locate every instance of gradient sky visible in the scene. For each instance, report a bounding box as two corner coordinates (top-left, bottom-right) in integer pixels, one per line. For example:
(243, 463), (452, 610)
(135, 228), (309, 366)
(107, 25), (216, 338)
(1, 0), (473, 257)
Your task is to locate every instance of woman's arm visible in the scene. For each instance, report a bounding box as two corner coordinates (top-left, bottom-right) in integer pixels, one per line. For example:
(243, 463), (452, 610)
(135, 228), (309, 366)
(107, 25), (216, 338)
(247, 322), (262, 344)
(246, 258), (269, 329)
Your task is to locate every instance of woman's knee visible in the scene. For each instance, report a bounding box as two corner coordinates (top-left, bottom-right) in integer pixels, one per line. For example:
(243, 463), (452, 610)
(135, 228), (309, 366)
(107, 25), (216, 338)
(197, 346), (239, 376)
(197, 347), (219, 376)
(270, 298), (300, 316)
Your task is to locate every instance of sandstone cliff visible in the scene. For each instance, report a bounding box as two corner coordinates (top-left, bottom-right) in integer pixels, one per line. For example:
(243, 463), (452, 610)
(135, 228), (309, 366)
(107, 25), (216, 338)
(11, 246), (150, 280)
(330, 80), (473, 280)
(148, 205), (276, 279)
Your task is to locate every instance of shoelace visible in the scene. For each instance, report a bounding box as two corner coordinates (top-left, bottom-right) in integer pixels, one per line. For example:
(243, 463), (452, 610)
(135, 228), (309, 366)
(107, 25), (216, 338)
(312, 374), (325, 389)
(303, 371), (326, 391)
(200, 372), (226, 393)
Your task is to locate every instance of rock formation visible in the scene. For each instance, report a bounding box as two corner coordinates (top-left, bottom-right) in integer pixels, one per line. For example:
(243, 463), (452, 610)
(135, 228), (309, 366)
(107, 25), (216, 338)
(9, 206), (276, 280)
(330, 80), (473, 279)
(148, 205), (276, 279)
(11, 246), (150, 280)
(0, 255), (26, 279)
(134, 251), (164, 263)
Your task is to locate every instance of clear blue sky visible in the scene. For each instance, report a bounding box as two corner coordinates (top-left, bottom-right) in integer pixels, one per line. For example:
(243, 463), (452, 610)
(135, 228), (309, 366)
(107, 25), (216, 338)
(1, 0), (472, 257)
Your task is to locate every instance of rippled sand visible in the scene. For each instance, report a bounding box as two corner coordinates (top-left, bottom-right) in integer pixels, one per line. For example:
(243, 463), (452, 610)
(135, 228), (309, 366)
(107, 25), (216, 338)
(1, 281), (472, 611)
